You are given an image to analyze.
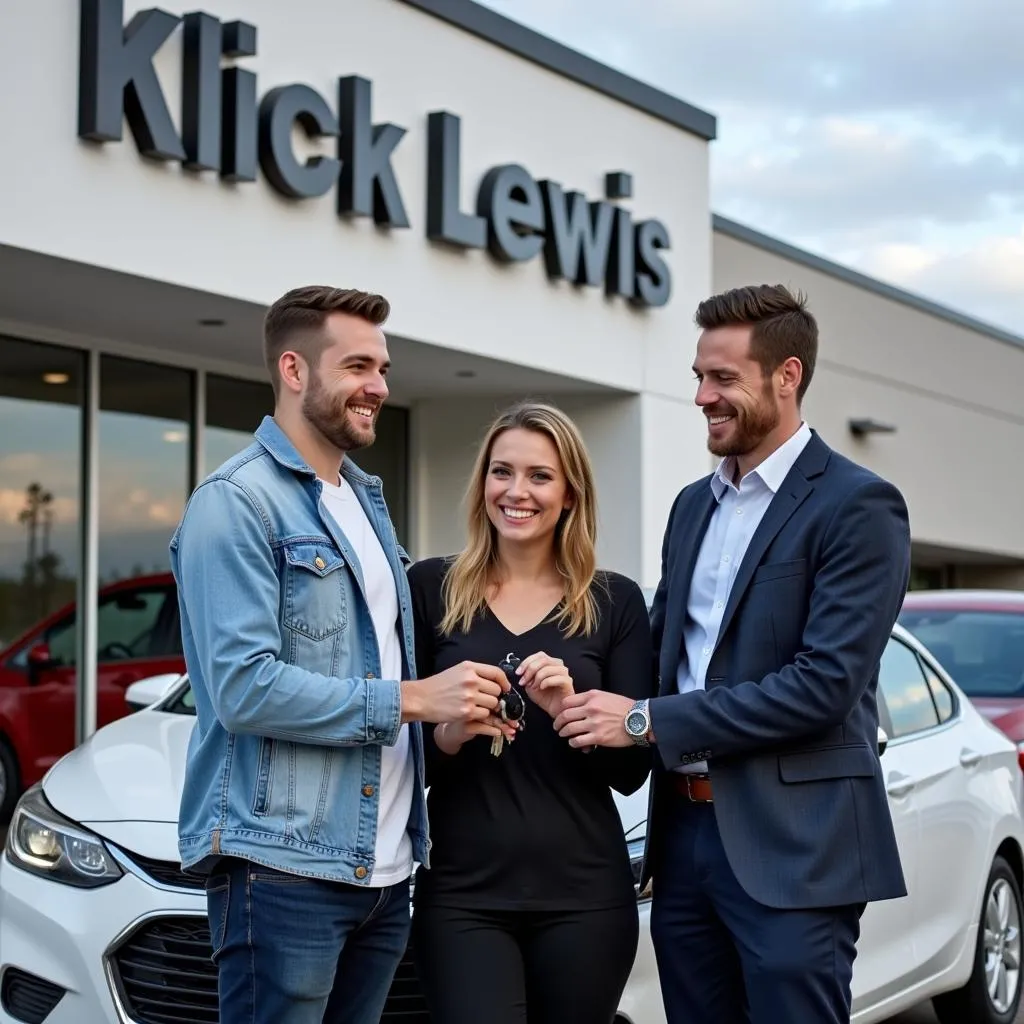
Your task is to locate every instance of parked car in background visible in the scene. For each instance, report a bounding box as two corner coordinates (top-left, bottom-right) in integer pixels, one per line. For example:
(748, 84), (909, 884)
(0, 625), (1020, 1024)
(0, 573), (184, 821)
(901, 590), (1024, 769)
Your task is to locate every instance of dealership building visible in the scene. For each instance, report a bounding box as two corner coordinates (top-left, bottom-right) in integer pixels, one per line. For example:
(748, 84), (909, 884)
(2, 0), (1023, 736)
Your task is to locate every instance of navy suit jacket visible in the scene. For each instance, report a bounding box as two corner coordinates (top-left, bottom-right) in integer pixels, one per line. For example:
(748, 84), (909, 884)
(645, 431), (911, 910)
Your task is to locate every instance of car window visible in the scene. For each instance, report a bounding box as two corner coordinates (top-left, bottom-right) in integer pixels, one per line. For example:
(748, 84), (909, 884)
(878, 637), (940, 739)
(40, 586), (175, 667)
(898, 609), (1024, 698)
(920, 659), (956, 724)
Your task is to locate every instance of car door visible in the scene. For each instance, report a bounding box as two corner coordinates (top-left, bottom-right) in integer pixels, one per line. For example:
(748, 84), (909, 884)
(902, 645), (993, 979)
(854, 638), (925, 1009)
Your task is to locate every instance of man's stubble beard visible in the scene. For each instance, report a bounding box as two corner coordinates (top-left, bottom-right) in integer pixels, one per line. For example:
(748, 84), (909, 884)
(302, 372), (376, 453)
(707, 379), (780, 459)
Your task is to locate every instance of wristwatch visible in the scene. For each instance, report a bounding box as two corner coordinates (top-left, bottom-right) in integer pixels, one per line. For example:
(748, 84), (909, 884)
(624, 699), (651, 747)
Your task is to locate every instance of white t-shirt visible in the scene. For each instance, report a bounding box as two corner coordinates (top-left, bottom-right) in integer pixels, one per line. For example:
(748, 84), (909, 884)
(320, 475), (414, 887)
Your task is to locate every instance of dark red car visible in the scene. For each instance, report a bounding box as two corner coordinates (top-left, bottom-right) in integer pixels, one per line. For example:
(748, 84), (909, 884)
(0, 573), (184, 819)
(900, 589), (1024, 768)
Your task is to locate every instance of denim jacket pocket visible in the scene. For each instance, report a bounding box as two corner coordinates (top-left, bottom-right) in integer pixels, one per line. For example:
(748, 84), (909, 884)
(282, 542), (348, 640)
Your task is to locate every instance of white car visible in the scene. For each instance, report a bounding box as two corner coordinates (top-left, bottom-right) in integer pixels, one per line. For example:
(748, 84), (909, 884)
(0, 625), (1021, 1024)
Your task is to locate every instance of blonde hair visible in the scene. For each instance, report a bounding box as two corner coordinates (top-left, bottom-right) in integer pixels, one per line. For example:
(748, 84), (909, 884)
(440, 402), (600, 637)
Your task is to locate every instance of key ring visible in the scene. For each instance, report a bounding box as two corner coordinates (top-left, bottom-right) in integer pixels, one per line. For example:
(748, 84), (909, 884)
(491, 652), (526, 757)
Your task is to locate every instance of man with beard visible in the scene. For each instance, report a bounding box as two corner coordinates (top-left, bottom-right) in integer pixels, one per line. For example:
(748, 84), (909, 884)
(170, 286), (510, 1024)
(554, 284), (911, 1024)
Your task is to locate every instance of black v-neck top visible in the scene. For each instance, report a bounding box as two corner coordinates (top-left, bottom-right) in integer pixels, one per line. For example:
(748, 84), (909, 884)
(407, 556), (656, 911)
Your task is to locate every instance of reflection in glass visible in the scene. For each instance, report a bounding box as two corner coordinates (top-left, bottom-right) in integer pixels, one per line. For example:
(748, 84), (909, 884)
(99, 356), (191, 584)
(205, 374), (273, 473)
(0, 337), (83, 649)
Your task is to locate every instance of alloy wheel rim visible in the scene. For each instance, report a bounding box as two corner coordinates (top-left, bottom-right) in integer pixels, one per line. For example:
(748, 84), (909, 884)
(984, 877), (1022, 1014)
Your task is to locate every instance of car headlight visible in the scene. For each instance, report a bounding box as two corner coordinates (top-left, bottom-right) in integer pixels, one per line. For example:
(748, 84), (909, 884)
(5, 784), (123, 888)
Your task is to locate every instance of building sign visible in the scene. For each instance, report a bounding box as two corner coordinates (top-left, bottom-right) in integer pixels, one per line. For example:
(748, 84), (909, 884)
(77, 0), (671, 307)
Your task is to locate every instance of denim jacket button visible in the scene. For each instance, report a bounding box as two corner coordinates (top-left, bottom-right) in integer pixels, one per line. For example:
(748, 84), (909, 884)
(354, 866), (368, 879)
(362, 785), (375, 797)
(366, 672), (376, 679)
(314, 556), (325, 570)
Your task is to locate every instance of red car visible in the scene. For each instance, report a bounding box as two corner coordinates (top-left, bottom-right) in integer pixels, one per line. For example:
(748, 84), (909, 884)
(0, 573), (184, 819)
(900, 589), (1024, 767)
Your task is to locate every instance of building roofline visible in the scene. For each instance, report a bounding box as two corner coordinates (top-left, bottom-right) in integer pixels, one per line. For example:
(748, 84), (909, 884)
(712, 214), (1024, 353)
(393, 0), (717, 141)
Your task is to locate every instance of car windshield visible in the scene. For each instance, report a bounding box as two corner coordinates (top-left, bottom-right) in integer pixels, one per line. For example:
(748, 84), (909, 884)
(898, 609), (1024, 698)
(162, 682), (197, 716)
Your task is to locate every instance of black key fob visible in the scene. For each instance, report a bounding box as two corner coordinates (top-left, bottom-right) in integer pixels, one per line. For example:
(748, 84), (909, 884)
(497, 653), (526, 724)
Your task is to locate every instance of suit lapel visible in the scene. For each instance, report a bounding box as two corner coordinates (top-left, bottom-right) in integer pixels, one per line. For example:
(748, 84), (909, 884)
(714, 433), (829, 648)
(658, 485), (717, 697)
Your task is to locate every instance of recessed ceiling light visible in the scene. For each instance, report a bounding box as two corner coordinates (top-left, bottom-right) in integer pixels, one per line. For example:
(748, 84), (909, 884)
(455, 369), (476, 378)
(162, 430), (187, 443)
(198, 317), (225, 327)
(42, 372), (70, 385)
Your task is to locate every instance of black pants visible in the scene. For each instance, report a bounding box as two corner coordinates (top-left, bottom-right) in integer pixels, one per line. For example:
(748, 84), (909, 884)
(412, 902), (639, 1024)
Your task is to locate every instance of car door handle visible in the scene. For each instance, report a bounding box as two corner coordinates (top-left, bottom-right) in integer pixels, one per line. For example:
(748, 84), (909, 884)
(959, 748), (983, 769)
(886, 772), (915, 798)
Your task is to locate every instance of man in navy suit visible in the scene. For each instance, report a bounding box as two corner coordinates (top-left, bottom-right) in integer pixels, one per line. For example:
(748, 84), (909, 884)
(555, 284), (911, 1024)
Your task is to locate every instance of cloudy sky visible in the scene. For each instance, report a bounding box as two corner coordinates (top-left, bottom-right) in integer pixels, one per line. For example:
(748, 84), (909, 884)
(480, 0), (1024, 337)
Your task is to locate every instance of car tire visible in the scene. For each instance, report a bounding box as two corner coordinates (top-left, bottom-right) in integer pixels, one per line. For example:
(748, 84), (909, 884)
(933, 854), (1023, 1024)
(0, 737), (21, 823)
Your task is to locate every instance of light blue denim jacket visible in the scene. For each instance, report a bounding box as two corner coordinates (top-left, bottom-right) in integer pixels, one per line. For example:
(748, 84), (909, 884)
(169, 416), (429, 883)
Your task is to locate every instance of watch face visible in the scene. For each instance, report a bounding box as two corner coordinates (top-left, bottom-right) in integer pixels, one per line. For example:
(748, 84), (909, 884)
(626, 710), (646, 736)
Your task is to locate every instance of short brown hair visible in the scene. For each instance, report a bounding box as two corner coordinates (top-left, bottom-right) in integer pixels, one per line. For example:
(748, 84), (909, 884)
(263, 286), (391, 396)
(695, 284), (818, 400)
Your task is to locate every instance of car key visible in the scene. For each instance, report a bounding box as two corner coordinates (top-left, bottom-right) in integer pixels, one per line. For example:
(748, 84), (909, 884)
(491, 652), (526, 757)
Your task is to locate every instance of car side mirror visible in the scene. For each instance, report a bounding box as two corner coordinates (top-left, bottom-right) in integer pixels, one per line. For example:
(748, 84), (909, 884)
(877, 726), (889, 757)
(26, 643), (56, 684)
(125, 673), (179, 712)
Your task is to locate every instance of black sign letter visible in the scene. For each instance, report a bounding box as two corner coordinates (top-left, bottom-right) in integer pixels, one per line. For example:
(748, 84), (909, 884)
(338, 77), (410, 228)
(426, 112), (486, 249)
(605, 206), (635, 300)
(634, 220), (672, 308)
(220, 21), (258, 182)
(258, 85), (340, 200)
(539, 182), (615, 287)
(78, 0), (185, 161)
(181, 12), (221, 171)
(477, 165), (545, 263)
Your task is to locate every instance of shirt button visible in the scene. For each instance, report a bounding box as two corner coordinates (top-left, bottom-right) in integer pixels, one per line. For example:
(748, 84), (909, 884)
(716, 601), (724, 610)
(735, 508), (744, 516)
(354, 866), (368, 879)
(722, 555), (730, 564)
(366, 672), (375, 679)
(362, 785), (375, 797)
(703, 647), (711, 655)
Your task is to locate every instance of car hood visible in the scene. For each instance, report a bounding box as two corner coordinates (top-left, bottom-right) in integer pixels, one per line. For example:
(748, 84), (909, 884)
(43, 709), (194, 832)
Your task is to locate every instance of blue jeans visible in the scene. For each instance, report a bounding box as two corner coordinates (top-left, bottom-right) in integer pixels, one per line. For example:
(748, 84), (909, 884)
(206, 858), (412, 1024)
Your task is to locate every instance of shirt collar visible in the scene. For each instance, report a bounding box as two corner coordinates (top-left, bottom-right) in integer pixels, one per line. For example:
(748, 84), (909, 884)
(710, 422), (813, 501)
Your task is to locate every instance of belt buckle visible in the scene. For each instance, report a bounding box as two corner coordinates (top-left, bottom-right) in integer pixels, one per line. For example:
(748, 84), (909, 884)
(685, 774), (710, 803)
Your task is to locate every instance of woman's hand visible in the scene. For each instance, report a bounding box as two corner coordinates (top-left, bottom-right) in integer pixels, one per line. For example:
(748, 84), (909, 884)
(434, 715), (518, 755)
(517, 651), (574, 720)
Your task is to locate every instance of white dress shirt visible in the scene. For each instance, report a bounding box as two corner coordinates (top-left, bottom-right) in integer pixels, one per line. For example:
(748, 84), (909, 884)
(675, 422), (813, 773)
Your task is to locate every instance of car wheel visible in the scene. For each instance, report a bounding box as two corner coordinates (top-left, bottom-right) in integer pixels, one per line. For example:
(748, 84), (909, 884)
(933, 855), (1023, 1024)
(0, 737), (21, 823)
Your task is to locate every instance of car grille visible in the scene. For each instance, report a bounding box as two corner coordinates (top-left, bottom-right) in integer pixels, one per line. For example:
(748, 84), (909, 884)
(108, 915), (430, 1023)
(126, 853), (204, 890)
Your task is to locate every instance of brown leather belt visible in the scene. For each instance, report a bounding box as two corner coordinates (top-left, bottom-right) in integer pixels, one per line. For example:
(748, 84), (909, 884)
(669, 773), (714, 802)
